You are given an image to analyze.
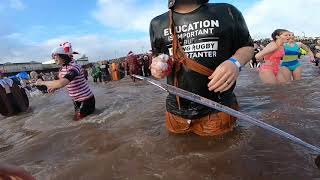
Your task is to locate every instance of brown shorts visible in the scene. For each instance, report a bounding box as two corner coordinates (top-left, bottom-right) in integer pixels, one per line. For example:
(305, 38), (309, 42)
(165, 104), (239, 136)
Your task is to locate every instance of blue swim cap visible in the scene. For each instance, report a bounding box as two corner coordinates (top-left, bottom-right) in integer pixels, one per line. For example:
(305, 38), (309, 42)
(16, 72), (30, 80)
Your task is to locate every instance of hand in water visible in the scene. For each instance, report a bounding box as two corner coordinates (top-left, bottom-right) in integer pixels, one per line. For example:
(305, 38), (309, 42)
(208, 60), (239, 93)
(150, 54), (172, 79)
(34, 79), (43, 86)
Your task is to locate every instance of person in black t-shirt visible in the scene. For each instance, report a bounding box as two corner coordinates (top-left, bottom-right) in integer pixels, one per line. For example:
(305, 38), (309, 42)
(149, 0), (254, 136)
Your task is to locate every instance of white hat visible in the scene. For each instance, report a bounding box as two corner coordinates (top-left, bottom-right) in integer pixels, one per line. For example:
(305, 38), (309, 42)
(52, 42), (73, 56)
(127, 51), (134, 56)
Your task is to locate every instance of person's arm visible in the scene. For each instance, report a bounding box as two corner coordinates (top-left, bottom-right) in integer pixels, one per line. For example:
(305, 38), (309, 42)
(208, 47), (253, 92)
(149, 18), (169, 79)
(255, 42), (278, 61)
(298, 42), (315, 61)
(230, 46), (255, 66)
(208, 5), (254, 93)
(36, 69), (78, 92)
(37, 78), (69, 89)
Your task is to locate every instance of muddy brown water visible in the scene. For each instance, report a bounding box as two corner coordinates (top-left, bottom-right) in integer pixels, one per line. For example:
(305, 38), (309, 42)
(1, 58), (320, 180)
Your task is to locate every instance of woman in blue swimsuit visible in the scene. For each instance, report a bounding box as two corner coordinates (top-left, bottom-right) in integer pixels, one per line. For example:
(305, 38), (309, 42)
(281, 32), (314, 81)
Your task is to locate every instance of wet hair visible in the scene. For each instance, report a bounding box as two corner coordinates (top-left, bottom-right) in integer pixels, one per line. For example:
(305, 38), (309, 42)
(271, 29), (289, 41)
(57, 54), (72, 65)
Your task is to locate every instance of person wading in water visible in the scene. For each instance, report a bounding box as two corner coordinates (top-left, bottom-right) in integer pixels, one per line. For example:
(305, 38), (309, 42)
(280, 32), (314, 81)
(149, 0), (254, 136)
(255, 29), (290, 84)
(36, 42), (95, 121)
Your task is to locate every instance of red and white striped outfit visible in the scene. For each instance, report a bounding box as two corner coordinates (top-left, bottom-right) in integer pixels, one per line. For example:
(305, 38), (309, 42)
(59, 62), (93, 102)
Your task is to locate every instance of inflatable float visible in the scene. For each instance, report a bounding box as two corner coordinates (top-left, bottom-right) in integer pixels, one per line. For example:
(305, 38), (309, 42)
(0, 78), (29, 116)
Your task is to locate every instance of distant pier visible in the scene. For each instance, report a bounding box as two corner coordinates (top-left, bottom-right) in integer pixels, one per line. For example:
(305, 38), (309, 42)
(0, 56), (90, 76)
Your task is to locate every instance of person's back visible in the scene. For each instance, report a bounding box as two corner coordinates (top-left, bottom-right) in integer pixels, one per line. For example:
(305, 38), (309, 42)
(127, 53), (139, 75)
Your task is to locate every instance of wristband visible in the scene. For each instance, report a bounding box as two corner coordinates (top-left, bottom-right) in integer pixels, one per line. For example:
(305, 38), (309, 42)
(228, 57), (242, 71)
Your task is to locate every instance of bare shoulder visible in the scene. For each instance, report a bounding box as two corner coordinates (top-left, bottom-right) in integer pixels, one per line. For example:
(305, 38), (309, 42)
(264, 41), (278, 51)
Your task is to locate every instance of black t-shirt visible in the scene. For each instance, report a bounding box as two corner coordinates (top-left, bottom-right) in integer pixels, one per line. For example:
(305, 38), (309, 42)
(149, 3), (253, 119)
(105, 64), (110, 75)
(64, 69), (79, 82)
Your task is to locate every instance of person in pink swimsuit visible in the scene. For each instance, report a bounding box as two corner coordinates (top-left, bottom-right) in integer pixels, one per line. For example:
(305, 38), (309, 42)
(255, 29), (290, 84)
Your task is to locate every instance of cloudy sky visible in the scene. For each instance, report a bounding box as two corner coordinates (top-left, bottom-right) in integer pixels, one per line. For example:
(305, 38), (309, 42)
(0, 0), (318, 63)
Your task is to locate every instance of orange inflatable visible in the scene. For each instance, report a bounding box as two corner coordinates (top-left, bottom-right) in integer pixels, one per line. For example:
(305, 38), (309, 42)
(111, 63), (120, 81)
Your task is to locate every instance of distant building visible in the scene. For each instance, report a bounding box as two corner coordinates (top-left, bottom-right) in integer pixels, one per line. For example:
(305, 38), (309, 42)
(76, 55), (90, 66)
(0, 55), (91, 75)
(42, 59), (55, 65)
(0, 61), (59, 75)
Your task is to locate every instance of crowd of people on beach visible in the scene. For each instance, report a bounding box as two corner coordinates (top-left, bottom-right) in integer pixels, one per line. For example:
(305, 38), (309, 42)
(88, 51), (152, 83)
